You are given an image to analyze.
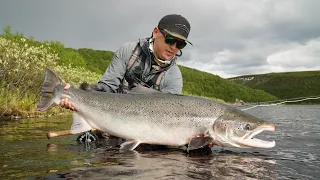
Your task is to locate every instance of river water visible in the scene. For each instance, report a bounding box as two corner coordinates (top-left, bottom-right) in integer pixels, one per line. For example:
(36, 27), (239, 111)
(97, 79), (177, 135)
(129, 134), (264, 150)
(0, 105), (319, 179)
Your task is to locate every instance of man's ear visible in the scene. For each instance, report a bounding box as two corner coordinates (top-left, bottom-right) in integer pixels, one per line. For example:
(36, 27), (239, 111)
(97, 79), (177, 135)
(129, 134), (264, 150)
(153, 27), (160, 38)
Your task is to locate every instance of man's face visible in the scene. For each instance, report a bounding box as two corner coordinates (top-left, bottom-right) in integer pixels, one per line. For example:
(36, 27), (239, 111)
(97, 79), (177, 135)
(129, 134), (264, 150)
(153, 28), (183, 60)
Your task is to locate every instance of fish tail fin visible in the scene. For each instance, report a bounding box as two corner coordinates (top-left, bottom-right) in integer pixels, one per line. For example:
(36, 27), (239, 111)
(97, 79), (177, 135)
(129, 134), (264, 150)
(36, 68), (67, 111)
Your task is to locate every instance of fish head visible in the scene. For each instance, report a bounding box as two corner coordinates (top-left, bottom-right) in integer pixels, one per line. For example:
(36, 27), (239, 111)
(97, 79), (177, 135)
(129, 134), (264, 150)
(210, 108), (276, 148)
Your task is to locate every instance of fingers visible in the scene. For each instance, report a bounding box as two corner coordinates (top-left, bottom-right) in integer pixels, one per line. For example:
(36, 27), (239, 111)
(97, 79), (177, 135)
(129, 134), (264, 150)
(60, 84), (75, 110)
(64, 83), (71, 90)
(208, 142), (214, 147)
(67, 101), (75, 111)
(60, 98), (75, 111)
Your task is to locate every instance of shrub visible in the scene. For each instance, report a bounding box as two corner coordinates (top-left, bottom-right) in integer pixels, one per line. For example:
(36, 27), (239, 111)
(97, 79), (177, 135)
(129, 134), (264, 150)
(0, 37), (59, 95)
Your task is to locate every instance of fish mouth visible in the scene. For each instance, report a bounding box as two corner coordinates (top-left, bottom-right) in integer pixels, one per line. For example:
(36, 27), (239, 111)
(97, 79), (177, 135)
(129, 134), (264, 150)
(236, 124), (276, 148)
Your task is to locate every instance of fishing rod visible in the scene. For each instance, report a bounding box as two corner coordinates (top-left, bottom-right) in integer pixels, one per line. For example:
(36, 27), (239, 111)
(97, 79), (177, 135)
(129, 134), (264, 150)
(239, 95), (320, 111)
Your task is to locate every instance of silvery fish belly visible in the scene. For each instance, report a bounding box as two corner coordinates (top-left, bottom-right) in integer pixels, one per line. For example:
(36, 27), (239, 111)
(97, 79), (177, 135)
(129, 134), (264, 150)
(36, 68), (276, 152)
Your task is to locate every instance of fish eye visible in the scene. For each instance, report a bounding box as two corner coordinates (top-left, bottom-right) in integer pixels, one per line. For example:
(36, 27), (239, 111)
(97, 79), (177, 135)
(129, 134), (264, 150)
(244, 124), (251, 130)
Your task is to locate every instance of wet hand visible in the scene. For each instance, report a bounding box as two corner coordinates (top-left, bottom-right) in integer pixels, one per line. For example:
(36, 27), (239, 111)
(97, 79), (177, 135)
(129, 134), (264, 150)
(60, 83), (76, 111)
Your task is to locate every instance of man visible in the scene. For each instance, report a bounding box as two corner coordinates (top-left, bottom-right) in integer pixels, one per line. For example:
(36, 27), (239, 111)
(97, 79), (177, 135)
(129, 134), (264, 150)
(61, 14), (192, 109)
(60, 14), (197, 150)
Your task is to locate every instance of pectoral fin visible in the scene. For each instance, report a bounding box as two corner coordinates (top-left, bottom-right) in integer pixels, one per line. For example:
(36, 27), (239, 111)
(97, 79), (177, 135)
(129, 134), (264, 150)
(120, 140), (141, 151)
(70, 113), (92, 134)
(187, 136), (214, 152)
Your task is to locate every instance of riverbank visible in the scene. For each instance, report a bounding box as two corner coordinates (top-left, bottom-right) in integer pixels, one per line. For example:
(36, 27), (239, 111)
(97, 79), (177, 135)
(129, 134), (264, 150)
(0, 109), (72, 121)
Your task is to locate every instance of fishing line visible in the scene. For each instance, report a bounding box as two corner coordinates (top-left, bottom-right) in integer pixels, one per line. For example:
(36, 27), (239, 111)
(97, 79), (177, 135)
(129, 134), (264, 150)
(239, 95), (320, 111)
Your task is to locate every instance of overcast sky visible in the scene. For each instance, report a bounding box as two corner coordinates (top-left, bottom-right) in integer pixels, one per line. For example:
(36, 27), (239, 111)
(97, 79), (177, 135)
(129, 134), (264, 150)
(1, 0), (319, 78)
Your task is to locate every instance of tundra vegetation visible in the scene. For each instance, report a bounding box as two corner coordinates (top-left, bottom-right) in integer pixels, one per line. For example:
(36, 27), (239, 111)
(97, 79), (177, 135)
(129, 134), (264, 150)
(0, 26), (277, 119)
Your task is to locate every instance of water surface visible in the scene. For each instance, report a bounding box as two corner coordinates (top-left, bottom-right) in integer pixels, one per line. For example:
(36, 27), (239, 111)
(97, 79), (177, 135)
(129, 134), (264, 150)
(0, 105), (319, 179)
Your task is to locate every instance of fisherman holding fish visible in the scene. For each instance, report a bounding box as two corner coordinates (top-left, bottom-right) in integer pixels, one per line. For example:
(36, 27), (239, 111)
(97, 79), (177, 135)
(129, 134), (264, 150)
(61, 14), (192, 111)
(37, 14), (276, 152)
(60, 14), (196, 146)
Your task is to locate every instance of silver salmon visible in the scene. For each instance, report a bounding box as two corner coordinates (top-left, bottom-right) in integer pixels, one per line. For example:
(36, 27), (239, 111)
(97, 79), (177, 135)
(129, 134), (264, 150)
(36, 68), (276, 152)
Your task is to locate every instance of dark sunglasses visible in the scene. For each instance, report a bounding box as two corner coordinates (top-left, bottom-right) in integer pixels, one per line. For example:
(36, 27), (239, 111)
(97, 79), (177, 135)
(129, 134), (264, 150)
(159, 29), (187, 49)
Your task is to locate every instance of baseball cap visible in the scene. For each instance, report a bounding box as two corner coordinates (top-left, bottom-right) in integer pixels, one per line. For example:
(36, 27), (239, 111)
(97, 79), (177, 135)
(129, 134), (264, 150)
(158, 14), (192, 45)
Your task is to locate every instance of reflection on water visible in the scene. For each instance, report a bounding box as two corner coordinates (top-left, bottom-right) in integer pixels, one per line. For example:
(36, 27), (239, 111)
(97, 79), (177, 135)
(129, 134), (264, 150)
(43, 139), (277, 180)
(0, 105), (319, 179)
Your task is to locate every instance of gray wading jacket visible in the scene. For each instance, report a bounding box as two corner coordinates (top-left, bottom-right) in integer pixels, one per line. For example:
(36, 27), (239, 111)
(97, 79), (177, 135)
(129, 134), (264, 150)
(96, 38), (183, 94)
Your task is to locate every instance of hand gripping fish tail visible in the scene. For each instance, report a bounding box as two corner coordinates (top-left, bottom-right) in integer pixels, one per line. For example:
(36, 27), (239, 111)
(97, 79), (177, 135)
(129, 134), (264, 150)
(36, 68), (276, 152)
(36, 68), (68, 112)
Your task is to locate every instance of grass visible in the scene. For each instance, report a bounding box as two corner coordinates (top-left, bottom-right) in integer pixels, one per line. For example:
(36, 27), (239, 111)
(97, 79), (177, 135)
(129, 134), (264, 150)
(0, 86), (70, 118)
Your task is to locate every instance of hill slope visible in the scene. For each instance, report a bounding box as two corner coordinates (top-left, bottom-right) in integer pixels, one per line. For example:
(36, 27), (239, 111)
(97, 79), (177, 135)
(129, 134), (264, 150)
(229, 71), (320, 103)
(179, 66), (277, 103)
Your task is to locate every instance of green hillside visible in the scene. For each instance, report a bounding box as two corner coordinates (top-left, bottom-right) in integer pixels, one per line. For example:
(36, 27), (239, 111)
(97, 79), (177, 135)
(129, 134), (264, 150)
(77, 48), (113, 74)
(180, 66), (277, 103)
(0, 26), (277, 118)
(229, 71), (320, 103)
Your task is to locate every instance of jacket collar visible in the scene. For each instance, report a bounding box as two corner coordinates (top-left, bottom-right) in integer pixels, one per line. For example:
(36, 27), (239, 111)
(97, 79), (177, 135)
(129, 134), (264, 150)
(138, 38), (177, 64)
